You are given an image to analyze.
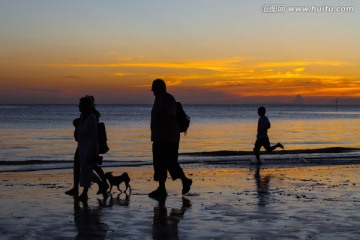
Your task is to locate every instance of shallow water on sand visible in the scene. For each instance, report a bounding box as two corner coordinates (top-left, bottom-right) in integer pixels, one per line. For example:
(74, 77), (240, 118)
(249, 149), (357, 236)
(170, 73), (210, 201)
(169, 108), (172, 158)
(1, 165), (360, 239)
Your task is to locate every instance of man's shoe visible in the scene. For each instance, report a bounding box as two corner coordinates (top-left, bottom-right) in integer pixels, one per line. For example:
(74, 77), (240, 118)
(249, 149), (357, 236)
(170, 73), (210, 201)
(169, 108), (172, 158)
(182, 179), (192, 195)
(65, 188), (78, 196)
(148, 188), (167, 198)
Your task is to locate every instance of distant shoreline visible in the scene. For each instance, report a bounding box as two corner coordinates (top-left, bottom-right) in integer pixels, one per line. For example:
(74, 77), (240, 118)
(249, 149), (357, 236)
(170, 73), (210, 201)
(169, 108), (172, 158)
(182, 147), (360, 156)
(1, 147), (358, 165)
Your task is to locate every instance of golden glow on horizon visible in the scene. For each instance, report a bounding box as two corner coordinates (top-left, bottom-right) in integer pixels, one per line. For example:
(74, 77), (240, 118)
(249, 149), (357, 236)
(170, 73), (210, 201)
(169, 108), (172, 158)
(54, 58), (358, 98)
(64, 58), (351, 71)
(0, 56), (359, 103)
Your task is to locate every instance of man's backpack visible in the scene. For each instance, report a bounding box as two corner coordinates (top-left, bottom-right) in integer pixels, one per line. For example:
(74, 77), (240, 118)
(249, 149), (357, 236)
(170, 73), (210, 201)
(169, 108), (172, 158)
(176, 102), (190, 135)
(98, 122), (110, 154)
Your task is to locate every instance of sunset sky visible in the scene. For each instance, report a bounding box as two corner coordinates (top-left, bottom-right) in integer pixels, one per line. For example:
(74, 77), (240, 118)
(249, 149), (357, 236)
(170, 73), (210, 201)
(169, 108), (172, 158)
(0, 0), (359, 104)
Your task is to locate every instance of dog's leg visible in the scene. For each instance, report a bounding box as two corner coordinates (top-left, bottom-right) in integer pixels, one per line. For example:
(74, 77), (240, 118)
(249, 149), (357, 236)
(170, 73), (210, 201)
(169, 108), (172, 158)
(117, 184), (122, 193)
(125, 183), (131, 194)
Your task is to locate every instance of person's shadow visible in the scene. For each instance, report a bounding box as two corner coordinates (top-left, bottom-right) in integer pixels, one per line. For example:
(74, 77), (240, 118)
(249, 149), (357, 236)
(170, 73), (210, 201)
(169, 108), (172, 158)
(152, 196), (191, 240)
(73, 199), (108, 240)
(254, 167), (271, 206)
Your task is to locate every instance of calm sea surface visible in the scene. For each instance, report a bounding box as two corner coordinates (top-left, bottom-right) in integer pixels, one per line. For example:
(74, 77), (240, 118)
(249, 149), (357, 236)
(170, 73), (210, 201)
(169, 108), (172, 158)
(1, 104), (360, 171)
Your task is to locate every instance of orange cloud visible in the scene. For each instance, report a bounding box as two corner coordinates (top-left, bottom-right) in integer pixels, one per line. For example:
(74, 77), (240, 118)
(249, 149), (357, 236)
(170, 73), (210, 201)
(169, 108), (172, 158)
(66, 61), (233, 72)
(63, 58), (350, 75)
(255, 60), (351, 68)
(40, 57), (358, 102)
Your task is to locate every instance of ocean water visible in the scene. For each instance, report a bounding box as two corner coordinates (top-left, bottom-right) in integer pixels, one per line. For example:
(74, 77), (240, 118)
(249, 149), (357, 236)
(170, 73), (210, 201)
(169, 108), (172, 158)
(1, 104), (360, 171)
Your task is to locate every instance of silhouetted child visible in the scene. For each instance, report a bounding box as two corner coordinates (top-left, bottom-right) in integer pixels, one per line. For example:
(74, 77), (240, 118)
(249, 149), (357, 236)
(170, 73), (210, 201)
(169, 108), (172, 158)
(253, 106), (284, 164)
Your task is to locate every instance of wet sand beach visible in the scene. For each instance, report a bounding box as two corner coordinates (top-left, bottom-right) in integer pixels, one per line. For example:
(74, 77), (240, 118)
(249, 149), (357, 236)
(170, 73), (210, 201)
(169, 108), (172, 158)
(1, 163), (360, 239)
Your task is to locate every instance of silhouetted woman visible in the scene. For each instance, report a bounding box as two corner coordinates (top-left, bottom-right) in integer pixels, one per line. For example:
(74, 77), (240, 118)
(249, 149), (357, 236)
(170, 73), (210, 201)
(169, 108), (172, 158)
(66, 96), (108, 198)
(77, 96), (102, 201)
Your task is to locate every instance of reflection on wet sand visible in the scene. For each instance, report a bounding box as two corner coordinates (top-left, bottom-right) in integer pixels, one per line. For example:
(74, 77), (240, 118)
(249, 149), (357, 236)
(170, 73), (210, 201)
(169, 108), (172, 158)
(74, 200), (108, 240)
(254, 167), (271, 206)
(97, 192), (130, 208)
(152, 197), (191, 240)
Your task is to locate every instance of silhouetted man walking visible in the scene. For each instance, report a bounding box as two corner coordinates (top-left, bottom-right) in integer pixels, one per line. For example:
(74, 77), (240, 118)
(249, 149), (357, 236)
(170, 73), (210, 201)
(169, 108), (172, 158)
(149, 79), (192, 198)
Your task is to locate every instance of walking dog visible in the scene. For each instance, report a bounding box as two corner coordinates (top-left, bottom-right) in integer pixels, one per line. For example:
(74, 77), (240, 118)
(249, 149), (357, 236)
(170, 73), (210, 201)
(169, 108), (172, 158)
(104, 172), (131, 193)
